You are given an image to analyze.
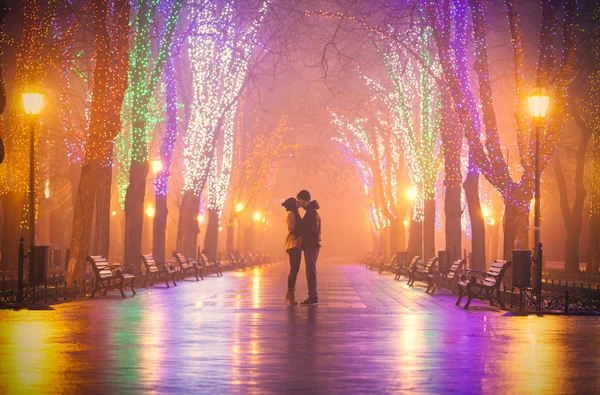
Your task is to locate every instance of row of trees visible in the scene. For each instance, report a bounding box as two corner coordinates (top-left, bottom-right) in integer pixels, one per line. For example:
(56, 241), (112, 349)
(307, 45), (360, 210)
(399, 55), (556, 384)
(320, 0), (598, 273)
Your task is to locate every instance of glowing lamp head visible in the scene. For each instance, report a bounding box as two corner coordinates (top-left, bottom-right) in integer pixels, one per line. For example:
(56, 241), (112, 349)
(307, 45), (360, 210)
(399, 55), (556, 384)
(235, 203), (244, 213)
(489, 219), (496, 226)
(253, 211), (262, 221)
(22, 91), (43, 115)
(528, 86), (550, 126)
(111, 211), (117, 216)
(403, 219), (409, 227)
(218, 226), (223, 232)
(151, 159), (163, 175)
(406, 187), (417, 201)
(198, 214), (204, 224)
(145, 204), (155, 218)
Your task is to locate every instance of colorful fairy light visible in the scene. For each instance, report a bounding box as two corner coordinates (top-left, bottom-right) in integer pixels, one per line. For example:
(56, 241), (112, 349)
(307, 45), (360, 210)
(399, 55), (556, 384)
(184, 0), (271, 218)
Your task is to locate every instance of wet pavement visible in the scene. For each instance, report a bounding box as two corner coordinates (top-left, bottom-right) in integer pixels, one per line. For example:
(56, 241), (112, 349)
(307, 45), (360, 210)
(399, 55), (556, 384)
(1, 257), (599, 394)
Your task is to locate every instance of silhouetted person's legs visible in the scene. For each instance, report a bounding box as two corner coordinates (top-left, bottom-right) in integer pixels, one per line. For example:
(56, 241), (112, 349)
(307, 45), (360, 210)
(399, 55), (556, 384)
(304, 247), (320, 300)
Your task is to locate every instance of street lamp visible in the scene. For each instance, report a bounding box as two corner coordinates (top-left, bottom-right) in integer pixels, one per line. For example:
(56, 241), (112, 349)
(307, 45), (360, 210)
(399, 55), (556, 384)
(19, 91), (43, 303)
(145, 203), (155, 218)
(235, 202), (244, 213)
(253, 211), (262, 222)
(528, 85), (550, 309)
(406, 187), (417, 201)
(151, 159), (163, 175)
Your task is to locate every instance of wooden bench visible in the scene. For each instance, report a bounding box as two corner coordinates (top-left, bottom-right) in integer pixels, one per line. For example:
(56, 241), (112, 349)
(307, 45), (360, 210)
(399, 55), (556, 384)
(407, 257), (438, 293)
(141, 254), (177, 288)
(456, 260), (512, 310)
(378, 254), (398, 274)
(396, 256), (420, 281)
(173, 253), (202, 281)
(229, 252), (246, 271)
(429, 258), (466, 295)
(199, 253), (223, 276)
(86, 255), (136, 298)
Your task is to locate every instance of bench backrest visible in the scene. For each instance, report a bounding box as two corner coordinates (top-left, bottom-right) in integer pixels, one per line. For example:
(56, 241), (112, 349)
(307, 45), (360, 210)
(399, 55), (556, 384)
(141, 254), (159, 273)
(408, 256), (422, 270)
(425, 257), (438, 271)
(229, 253), (238, 263)
(199, 253), (211, 265)
(484, 260), (511, 286)
(174, 253), (187, 265)
(86, 255), (113, 279)
(446, 258), (467, 279)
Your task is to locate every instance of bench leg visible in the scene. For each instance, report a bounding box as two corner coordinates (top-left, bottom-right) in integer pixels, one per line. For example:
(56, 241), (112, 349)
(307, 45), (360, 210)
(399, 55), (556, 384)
(130, 278), (137, 296)
(164, 273), (170, 288)
(172, 272), (177, 286)
(427, 278), (434, 294)
(464, 284), (475, 310)
(456, 285), (464, 306)
(116, 278), (126, 298)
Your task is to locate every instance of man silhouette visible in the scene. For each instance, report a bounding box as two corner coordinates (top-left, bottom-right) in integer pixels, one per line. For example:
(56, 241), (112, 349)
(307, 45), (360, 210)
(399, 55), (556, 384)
(296, 189), (321, 305)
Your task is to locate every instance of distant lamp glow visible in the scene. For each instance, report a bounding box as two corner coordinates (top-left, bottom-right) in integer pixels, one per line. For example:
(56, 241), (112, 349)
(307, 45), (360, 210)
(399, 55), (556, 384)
(198, 214), (204, 224)
(489, 219), (496, 226)
(253, 211), (262, 221)
(235, 203), (244, 213)
(481, 206), (490, 219)
(403, 219), (409, 227)
(406, 187), (417, 201)
(111, 211), (117, 216)
(22, 91), (43, 115)
(151, 159), (163, 175)
(44, 179), (50, 199)
(528, 86), (550, 126)
(145, 204), (155, 218)
(218, 226), (223, 232)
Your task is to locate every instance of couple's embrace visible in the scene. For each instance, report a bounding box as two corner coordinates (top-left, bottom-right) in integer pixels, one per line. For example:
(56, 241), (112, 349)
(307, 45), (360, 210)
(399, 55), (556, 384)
(281, 189), (321, 306)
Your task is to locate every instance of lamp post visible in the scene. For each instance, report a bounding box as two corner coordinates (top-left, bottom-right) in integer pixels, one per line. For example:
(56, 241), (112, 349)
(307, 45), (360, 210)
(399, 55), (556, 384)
(528, 86), (550, 309)
(19, 91), (43, 303)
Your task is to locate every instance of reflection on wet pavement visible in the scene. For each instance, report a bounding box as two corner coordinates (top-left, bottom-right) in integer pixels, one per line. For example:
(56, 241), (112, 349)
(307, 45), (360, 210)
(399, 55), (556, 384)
(1, 258), (599, 393)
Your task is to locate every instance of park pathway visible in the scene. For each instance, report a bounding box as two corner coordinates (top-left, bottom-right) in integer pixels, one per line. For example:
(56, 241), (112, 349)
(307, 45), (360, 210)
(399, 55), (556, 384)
(1, 256), (599, 393)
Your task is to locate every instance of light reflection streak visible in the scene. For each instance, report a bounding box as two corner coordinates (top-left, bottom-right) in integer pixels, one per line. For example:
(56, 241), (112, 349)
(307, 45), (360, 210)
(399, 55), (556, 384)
(0, 319), (66, 393)
(139, 304), (165, 387)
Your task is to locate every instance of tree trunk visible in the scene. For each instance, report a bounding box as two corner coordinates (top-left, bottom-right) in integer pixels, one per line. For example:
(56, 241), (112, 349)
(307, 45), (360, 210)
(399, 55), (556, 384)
(423, 199), (435, 262)
(407, 219), (422, 257)
(152, 194), (167, 263)
(176, 190), (199, 257)
(464, 169), (486, 271)
(440, 92), (462, 260)
(203, 208), (219, 260)
(92, 163), (111, 257)
(388, 218), (402, 254)
(67, 161), (98, 284)
(589, 219), (600, 274)
(588, 132), (600, 274)
(226, 220), (234, 256)
(124, 160), (148, 272)
(503, 192), (530, 261)
(0, 192), (25, 271)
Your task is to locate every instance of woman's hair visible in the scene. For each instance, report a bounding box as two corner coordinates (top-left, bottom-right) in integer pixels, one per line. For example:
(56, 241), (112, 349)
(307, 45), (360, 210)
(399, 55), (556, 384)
(281, 197), (298, 211)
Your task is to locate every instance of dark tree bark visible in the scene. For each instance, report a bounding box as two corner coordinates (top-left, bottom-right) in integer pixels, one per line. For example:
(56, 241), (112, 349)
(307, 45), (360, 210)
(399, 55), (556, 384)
(124, 161), (148, 271)
(407, 219), (422, 257)
(176, 190), (199, 257)
(1, 193), (25, 271)
(423, 199), (435, 262)
(67, 0), (130, 284)
(464, 166), (486, 271)
(153, 194), (168, 263)
(92, 163), (111, 258)
(203, 208), (219, 260)
(440, 92), (462, 260)
(554, 122), (590, 273)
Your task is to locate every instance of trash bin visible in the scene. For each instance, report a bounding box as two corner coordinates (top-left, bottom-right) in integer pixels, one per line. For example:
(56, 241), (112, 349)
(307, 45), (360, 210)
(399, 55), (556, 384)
(512, 250), (532, 288)
(29, 245), (49, 285)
